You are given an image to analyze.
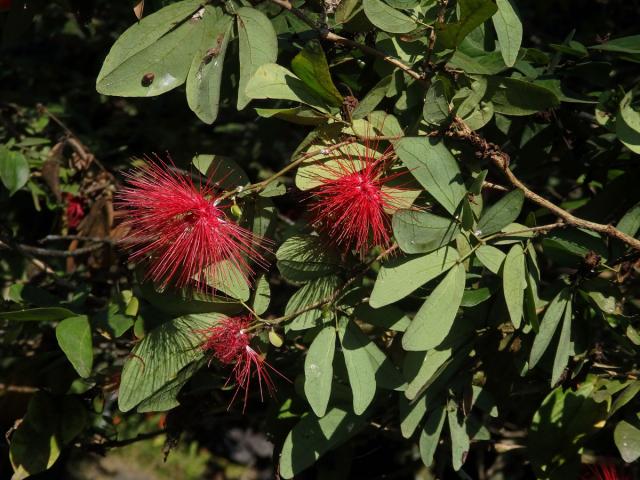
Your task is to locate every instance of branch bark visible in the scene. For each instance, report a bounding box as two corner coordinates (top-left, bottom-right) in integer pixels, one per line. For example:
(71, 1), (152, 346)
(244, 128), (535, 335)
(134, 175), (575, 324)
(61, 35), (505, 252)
(450, 119), (640, 251)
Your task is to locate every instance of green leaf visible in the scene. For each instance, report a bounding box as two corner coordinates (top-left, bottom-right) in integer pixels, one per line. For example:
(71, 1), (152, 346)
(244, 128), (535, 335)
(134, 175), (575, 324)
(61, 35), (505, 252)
(185, 9), (232, 124)
(355, 303), (410, 331)
(616, 91), (640, 154)
(395, 137), (467, 215)
(528, 381), (608, 478)
(137, 359), (204, 412)
(617, 201), (640, 238)
(590, 35), (640, 54)
(529, 288), (570, 369)
(118, 313), (222, 412)
(245, 63), (329, 112)
(402, 263), (466, 351)
(0, 146), (29, 196)
(286, 276), (342, 331)
(437, 0), (498, 48)
(305, 326), (336, 417)
(364, 340), (405, 391)
(56, 315), (93, 378)
(255, 106), (327, 125)
(362, 0), (417, 34)
(491, 0), (522, 67)
(204, 259), (250, 301)
(476, 189), (524, 236)
(405, 348), (452, 400)
(487, 77), (560, 116)
(447, 402), (470, 471)
(423, 79), (451, 126)
(96, 0), (205, 97)
(370, 246), (459, 308)
(352, 75), (392, 120)
(279, 408), (367, 479)
(393, 209), (460, 254)
(291, 40), (343, 108)
(551, 300), (572, 386)
(237, 7), (278, 110)
(502, 244), (526, 329)
(252, 274), (271, 316)
(419, 403), (446, 467)
(276, 235), (340, 283)
(614, 420), (640, 463)
(338, 317), (377, 414)
(0, 307), (76, 322)
(476, 245), (506, 274)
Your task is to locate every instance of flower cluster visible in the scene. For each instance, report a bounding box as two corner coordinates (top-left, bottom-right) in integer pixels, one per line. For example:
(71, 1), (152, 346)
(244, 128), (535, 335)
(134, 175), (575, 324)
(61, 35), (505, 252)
(116, 158), (266, 291)
(199, 316), (284, 411)
(307, 143), (404, 257)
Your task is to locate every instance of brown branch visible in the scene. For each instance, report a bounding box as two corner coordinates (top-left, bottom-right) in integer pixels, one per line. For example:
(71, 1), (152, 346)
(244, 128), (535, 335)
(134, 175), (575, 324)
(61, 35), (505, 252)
(267, 0), (426, 84)
(449, 119), (640, 252)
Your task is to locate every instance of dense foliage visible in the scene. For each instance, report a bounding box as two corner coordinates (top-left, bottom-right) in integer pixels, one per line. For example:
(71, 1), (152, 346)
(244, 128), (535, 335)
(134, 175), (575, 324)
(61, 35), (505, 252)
(2, 0), (640, 479)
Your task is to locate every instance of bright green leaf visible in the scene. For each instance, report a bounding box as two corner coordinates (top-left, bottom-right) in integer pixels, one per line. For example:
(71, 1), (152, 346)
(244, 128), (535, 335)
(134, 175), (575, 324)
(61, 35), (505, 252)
(476, 245), (506, 274)
(0, 146), (29, 196)
(437, 0), (498, 48)
(614, 420), (640, 463)
(291, 40), (343, 108)
(363, 0), (417, 34)
(395, 137), (467, 215)
(56, 315), (93, 378)
(492, 0), (522, 67)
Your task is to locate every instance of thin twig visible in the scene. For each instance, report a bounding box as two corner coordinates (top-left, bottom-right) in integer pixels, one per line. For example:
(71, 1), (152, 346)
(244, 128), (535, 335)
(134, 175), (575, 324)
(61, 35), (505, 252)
(267, 244), (398, 325)
(481, 222), (567, 241)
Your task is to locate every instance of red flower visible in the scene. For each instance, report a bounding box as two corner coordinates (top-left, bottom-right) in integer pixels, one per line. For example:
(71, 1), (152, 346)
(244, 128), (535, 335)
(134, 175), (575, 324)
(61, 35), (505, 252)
(307, 143), (404, 257)
(200, 316), (286, 411)
(116, 158), (266, 291)
(581, 463), (631, 480)
(64, 193), (85, 229)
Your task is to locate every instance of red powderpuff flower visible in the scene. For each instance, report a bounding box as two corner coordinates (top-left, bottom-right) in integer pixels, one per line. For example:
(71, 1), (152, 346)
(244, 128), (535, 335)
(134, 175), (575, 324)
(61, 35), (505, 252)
(116, 158), (267, 291)
(307, 143), (404, 258)
(200, 316), (286, 411)
(64, 193), (85, 229)
(581, 463), (631, 480)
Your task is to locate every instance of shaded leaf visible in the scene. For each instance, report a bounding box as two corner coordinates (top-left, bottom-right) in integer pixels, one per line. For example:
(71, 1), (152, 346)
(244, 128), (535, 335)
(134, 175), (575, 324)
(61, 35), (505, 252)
(363, 0), (417, 34)
(305, 326), (336, 417)
(437, 0), (498, 48)
(393, 209), (460, 254)
(56, 315), (93, 378)
(419, 403), (446, 467)
(529, 288), (570, 369)
(502, 244), (526, 329)
(476, 189), (524, 236)
(492, 0), (522, 67)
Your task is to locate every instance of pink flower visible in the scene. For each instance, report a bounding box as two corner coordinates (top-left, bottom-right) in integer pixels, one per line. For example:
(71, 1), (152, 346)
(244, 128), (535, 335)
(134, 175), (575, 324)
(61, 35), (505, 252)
(581, 463), (631, 480)
(307, 143), (404, 257)
(116, 158), (267, 291)
(200, 316), (286, 411)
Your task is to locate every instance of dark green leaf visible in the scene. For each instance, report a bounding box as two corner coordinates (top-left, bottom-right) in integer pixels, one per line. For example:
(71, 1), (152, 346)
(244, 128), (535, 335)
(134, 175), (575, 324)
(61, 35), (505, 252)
(276, 235), (340, 283)
(551, 300), (572, 386)
(0, 307), (76, 322)
(286, 276), (342, 331)
(291, 40), (343, 108)
(56, 315), (93, 378)
(118, 313), (222, 412)
(419, 403), (446, 467)
(529, 288), (570, 369)
(352, 75), (392, 120)
(476, 189), (524, 236)
(279, 408), (367, 479)
(616, 91), (640, 154)
(393, 209), (460, 254)
(590, 35), (640, 54)
(487, 77), (561, 116)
